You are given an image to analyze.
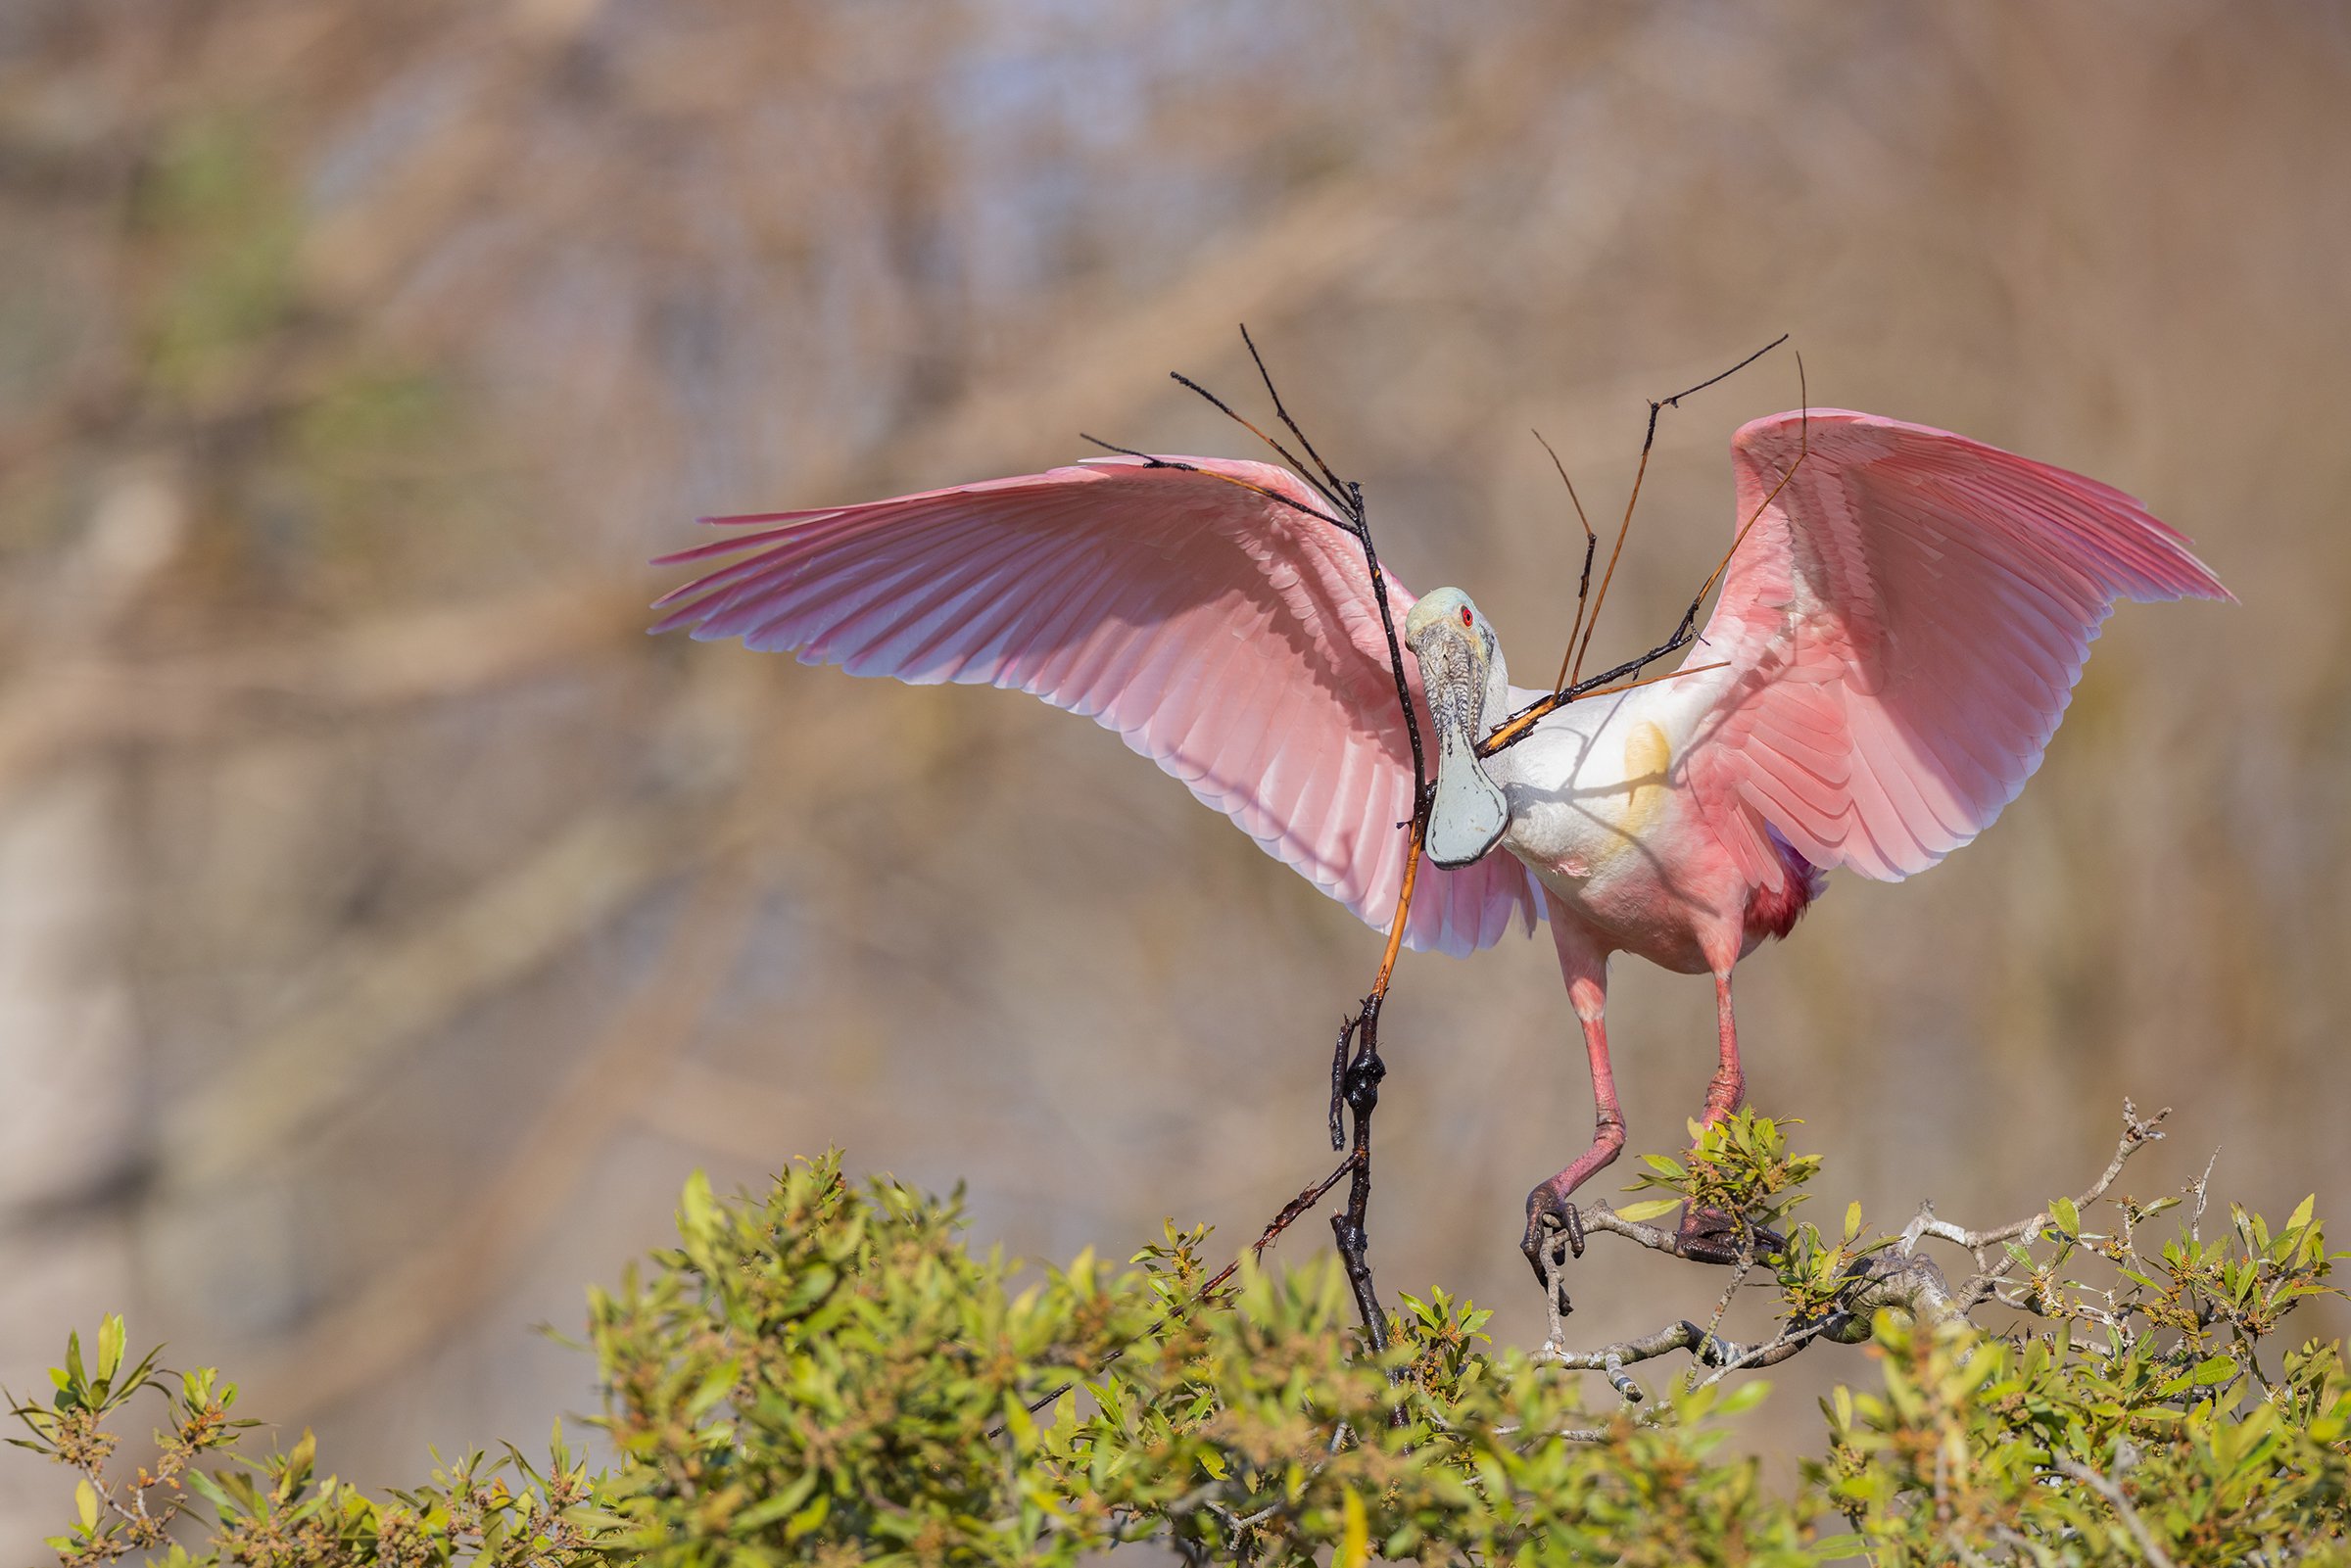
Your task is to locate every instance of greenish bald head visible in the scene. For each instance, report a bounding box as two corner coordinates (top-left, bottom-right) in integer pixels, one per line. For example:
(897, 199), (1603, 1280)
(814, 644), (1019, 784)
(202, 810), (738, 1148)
(1404, 588), (1511, 869)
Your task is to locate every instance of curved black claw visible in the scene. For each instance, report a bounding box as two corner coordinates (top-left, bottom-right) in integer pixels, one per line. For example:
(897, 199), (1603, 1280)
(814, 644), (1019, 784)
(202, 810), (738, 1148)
(1675, 1204), (1785, 1265)
(1520, 1183), (1587, 1287)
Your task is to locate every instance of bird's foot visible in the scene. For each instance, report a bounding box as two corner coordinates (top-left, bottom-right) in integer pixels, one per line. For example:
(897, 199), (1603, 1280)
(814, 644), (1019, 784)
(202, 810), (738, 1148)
(1522, 1184), (1586, 1267)
(1521, 1183), (1586, 1315)
(1674, 1204), (1784, 1265)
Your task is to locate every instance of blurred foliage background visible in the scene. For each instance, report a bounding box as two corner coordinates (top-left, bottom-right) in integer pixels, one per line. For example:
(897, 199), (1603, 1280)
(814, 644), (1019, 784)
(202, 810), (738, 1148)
(2, 1), (2345, 1554)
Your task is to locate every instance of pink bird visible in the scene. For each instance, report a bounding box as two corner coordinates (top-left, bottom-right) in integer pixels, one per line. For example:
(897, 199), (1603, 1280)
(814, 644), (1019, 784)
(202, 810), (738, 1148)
(652, 409), (2230, 1272)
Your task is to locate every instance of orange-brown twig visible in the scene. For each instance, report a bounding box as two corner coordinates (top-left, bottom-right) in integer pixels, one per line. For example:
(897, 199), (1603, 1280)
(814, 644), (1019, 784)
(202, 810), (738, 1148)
(1536, 429), (1600, 693)
(1567, 336), (1786, 687)
(1372, 821), (1424, 1002)
(1569, 444), (1650, 688)
(1481, 343), (1801, 763)
(1481, 660), (1729, 755)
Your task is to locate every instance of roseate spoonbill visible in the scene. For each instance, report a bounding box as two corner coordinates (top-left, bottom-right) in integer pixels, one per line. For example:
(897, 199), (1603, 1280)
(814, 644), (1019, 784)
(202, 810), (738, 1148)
(652, 409), (2230, 1271)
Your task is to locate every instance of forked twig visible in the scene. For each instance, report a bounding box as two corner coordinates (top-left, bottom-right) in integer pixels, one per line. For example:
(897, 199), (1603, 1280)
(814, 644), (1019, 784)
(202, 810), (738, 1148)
(1481, 345), (1809, 758)
(1532, 429), (1599, 693)
(1165, 349), (1428, 819)
(1565, 335), (1787, 689)
(1317, 819), (1429, 1350)
(1167, 327), (1433, 1354)
(1240, 324), (1353, 512)
(1079, 433), (1347, 532)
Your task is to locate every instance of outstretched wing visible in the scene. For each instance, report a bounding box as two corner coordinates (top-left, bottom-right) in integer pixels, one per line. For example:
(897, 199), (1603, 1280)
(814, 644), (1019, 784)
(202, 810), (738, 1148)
(1681, 409), (2231, 886)
(653, 454), (1545, 956)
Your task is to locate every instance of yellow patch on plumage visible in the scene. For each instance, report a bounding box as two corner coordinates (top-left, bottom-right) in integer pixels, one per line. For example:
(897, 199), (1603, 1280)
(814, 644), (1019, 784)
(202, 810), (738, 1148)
(1594, 720), (1672, 867)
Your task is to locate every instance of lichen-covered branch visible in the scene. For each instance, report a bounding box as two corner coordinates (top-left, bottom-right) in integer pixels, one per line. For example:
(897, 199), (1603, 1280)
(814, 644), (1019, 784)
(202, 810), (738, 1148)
(1537, 1102), (2184, 1410)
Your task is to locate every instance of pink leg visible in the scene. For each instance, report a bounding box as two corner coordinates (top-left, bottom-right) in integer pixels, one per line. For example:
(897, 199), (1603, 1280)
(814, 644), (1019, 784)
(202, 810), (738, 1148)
(1678, 965), (1775, 1263)
(1520, 919), (1624, 1279)
(1701, 971), (1743, 1124)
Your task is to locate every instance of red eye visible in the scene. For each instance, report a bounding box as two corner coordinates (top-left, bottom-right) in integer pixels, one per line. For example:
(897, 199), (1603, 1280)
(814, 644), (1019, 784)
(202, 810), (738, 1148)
(1459, 605), (1474, 628)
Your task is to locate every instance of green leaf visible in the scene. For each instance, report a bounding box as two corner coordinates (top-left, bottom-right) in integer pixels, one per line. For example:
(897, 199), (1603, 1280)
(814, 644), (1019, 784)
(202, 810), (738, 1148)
(783, 1492), (831, 1542)
(1617, 1199), (1683, 1223)
(684, 1361), (740, 1418)
(183, 1469), (237, 1516)
(731, 1472), (818, 1534)
(1718, 1379), (1771, 1417)
(95, 1316), (124, 1391)
(284, 1428), (316, 1490)
(1000, 1391), (1037, 1449)
(679, 1169), (717, 1235)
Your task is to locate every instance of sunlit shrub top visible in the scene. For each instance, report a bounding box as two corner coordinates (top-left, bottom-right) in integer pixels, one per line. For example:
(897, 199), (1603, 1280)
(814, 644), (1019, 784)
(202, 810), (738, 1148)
(10, 1129), (2348, 1566)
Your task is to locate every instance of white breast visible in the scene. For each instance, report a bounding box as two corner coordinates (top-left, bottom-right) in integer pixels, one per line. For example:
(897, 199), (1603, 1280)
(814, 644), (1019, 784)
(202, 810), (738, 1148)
(1486, 670), (1731, 879)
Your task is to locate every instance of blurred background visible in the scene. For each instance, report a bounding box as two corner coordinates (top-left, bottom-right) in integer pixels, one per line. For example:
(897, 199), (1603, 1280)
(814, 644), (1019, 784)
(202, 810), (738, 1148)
(3, 0), (2346, 1550)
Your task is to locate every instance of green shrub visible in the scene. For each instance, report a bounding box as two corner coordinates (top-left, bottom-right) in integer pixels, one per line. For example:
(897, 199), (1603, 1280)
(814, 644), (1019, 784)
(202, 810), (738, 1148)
(11, 1116), (2348, 1565)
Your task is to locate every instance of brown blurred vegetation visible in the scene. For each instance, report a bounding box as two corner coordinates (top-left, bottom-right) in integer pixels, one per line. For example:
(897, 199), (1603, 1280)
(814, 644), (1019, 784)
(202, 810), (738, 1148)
(2, 1), (2345, 1551)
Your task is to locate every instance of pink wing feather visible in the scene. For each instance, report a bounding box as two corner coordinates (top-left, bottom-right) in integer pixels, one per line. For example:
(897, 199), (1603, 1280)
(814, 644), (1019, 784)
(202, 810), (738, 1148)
(1682, 409), (2231, 885)
(652, 454), (1546, 956)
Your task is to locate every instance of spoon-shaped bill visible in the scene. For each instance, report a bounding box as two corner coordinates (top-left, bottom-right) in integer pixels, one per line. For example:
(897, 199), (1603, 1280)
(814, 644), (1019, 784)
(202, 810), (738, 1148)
(1424, 701), (1508, 868)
